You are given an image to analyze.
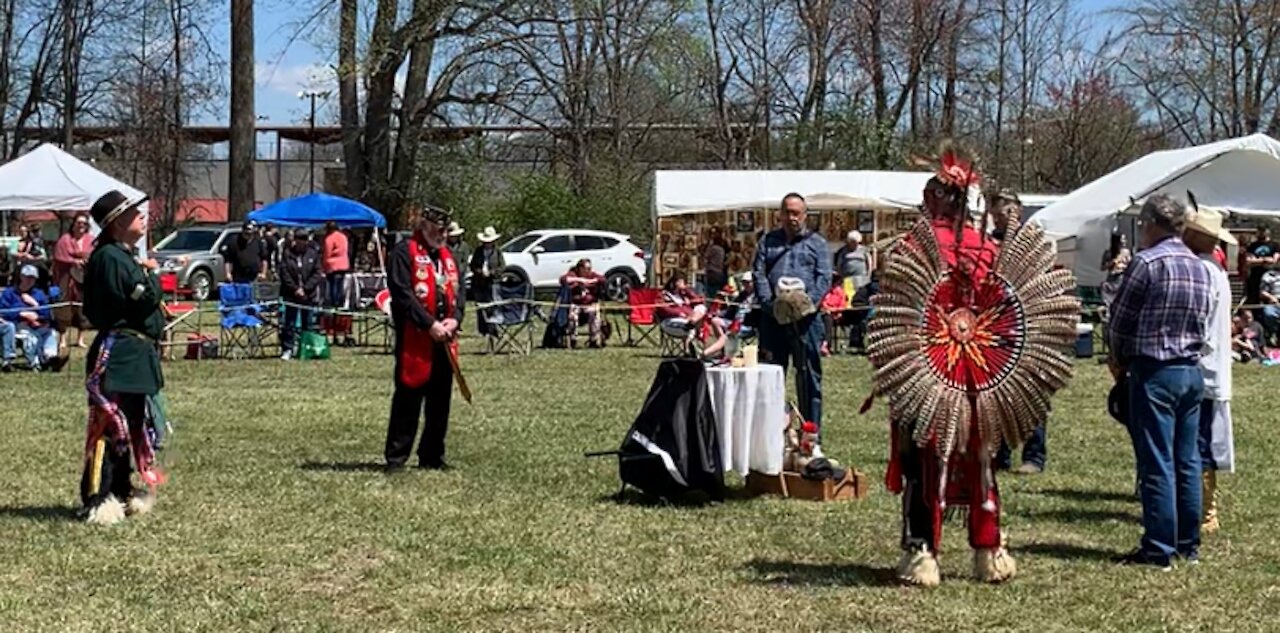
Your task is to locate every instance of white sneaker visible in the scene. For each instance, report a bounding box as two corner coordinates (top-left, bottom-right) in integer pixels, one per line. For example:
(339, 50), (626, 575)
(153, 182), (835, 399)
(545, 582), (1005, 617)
(281, 350), (293, 361)
(811, 445), (825, 459)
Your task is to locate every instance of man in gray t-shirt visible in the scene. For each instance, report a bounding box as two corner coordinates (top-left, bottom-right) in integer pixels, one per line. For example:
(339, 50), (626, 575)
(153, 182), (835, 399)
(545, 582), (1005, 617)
(833, 230), (870, 290)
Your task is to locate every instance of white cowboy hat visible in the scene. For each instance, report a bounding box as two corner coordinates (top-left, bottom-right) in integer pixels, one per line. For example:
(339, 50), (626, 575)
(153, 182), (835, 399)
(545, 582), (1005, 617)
(1185, 208), (1237, 245)
(447, 221), (465, 237)
(476, 226), (501, 243)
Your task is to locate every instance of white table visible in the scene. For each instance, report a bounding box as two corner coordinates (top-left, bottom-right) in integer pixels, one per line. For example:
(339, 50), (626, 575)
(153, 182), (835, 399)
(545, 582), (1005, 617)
(706, 365), (788, 476)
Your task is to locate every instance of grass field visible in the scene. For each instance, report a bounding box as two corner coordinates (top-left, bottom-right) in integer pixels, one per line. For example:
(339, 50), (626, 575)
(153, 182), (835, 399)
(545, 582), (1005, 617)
(2, 339), (1280, 632)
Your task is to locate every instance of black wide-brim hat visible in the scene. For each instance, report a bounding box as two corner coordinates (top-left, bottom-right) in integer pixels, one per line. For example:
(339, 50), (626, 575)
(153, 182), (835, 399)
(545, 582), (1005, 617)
(90, 189), (149, 228)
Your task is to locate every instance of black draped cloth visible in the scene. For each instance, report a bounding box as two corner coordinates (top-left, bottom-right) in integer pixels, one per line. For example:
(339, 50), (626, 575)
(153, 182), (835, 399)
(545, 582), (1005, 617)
(618, 359), (724, 501)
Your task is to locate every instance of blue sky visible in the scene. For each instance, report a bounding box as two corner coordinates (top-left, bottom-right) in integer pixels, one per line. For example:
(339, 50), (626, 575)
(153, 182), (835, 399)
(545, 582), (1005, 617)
(235, 0), (1126, 127)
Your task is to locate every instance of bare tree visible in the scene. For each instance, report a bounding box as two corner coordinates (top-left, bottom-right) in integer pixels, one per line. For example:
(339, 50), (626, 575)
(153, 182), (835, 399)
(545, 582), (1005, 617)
(1117, 0), (1280, 143)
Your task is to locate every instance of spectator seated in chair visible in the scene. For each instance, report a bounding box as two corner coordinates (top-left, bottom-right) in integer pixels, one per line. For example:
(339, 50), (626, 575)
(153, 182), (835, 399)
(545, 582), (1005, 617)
(1259, 267), (1280, 343)
(818, 273), (849, 357)
(658, 271), (729, 357)
(0, 265), (64, 372)
(1233, 309), (1267, 363)
(560, 258), (606, 348)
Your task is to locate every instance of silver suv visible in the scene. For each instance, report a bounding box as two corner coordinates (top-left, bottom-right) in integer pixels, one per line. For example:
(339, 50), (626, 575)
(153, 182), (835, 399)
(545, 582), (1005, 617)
(154, 225), (239, 300)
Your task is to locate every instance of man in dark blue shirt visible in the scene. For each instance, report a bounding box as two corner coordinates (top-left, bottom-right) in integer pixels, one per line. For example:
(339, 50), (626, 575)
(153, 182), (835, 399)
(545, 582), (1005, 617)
(752, 193), (831, 447)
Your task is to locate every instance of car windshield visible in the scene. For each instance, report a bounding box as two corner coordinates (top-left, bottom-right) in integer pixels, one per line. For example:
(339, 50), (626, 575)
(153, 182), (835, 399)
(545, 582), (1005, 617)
(155, 229), (221, 252)
(502, 234), (541, 253)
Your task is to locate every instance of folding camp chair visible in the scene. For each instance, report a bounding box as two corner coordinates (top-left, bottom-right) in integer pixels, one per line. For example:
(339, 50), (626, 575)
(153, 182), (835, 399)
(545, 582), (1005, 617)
(625, 288), (663, 347)
(252, 281), (282, 344)
(218, 283), (266, 359)
(485, 277), (535, 355)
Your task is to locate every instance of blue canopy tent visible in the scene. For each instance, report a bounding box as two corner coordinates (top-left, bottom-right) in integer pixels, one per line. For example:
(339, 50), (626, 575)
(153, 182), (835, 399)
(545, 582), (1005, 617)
(246, 193), (386, 229)
(248, 193), (389, 303)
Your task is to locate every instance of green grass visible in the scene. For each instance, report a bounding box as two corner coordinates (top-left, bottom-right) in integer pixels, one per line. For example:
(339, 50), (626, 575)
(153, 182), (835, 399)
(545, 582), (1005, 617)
(2, 341), (1279, 631)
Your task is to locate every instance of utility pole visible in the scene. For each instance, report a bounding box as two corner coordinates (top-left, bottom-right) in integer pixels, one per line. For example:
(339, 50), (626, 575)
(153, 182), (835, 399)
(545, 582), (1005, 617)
(299, 90), (330, 193)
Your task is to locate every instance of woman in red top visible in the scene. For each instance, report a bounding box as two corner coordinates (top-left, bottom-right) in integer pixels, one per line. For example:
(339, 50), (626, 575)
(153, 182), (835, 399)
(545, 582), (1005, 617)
(322, 221), (354, 346)
(53, 212), (95, 347)
(560, 258), (606, 348)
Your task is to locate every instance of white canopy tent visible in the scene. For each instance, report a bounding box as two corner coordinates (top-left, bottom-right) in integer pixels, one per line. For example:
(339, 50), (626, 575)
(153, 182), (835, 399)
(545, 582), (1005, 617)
(0, 143), (150, 254)
(653, 170), (934, 218)
(1032, 134), (1280, 286)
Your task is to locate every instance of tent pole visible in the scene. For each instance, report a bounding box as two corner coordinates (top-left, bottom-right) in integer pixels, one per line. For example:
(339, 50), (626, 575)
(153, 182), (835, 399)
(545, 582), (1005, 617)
(374, 226), (386, 285)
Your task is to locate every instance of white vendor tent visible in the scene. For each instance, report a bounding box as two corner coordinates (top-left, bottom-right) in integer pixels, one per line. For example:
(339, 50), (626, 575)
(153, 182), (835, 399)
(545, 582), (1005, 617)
(1031, 133), (1280, 286)
(0, 143), (150, 253)
(653, 170), (934, 217)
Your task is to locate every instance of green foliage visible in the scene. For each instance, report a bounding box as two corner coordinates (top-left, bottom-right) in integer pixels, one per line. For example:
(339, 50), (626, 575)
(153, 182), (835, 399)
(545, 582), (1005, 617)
(415, 145), (653, 245)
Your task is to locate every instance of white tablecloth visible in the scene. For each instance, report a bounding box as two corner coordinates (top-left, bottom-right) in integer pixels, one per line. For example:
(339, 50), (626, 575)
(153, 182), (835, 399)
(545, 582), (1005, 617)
(706, 365), (787, 476)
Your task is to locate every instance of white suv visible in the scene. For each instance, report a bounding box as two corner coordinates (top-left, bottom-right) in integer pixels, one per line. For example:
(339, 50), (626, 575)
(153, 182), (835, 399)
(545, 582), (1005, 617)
(499, 229), (647, 301)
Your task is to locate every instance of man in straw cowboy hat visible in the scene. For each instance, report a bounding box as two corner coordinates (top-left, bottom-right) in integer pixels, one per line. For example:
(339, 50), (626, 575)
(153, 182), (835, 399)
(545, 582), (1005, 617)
(469, 226), (504, 337)
(446, 221), (470, 291)
(80, 189), (168, 525)
(385, 205), (465, 471)
(1181, 203), (1237, 535)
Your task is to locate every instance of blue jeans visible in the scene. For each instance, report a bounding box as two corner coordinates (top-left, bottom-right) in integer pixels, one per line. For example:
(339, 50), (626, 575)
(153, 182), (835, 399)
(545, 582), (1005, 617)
(996, 425), (1047, 470)
(327, 272), (347, 308)
(1128, 358), (1204, 563)
(760, 312), (824, 436)
(0, 320), (15, 361)
(17, 323), (58, 368)
(281, 304), (315, 355)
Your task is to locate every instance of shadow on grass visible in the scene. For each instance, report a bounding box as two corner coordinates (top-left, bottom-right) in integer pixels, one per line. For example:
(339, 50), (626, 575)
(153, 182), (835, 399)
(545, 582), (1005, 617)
(598, 486), (756, 508)
(743, 559), (898, 587)
(0, 504), (80, 522)
(1036, 487), (1136, 504)
(299, 461), (388, 473)
(1011, 541), (1116, 561)
(1014, 507), (1139, 523)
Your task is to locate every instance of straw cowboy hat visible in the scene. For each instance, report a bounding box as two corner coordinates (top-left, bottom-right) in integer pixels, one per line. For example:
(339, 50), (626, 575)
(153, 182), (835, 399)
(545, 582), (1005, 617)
(476, 226), (501, 243)
(1185, 208), (1238, 245)
(447, 221), (465, 237)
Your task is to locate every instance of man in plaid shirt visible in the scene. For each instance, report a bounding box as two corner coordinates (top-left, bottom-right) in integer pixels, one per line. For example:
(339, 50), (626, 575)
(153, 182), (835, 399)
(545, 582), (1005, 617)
(1108, 194), (1211, 571)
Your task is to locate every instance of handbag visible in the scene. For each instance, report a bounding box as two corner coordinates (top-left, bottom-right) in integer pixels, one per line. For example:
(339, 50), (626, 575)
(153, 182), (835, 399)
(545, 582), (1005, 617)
(300, 330), (331, 360)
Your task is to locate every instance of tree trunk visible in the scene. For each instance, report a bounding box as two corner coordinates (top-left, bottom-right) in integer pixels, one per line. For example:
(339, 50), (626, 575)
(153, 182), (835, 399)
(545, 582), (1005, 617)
(228, 0), (255, 221)
(338, 0), (364, 200)
(387, 0), (441, 228)
(362, 0), (400, 222)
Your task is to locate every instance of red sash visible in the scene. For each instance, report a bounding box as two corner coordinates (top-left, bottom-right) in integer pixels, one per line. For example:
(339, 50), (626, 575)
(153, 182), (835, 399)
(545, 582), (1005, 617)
(398, 239), (459, 388)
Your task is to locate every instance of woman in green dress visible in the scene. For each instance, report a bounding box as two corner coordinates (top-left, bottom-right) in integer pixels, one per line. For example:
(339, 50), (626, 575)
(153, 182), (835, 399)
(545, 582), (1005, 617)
(80, 190), (167, 526)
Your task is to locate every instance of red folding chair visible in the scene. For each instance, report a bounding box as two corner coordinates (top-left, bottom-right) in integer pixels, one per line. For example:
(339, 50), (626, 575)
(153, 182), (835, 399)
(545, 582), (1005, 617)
(626, 288), (663, 347)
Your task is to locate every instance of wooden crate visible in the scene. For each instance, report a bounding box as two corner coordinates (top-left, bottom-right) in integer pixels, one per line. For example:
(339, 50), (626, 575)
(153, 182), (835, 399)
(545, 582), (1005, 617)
(745, 468), (869, 502)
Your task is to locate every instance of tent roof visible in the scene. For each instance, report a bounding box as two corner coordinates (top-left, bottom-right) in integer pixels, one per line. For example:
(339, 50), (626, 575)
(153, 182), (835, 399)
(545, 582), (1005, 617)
(246, 193), (386, 228)
(0, 143), (145, 210)
(653, 170), (934, 217)
(1032, 133), (1280, 236)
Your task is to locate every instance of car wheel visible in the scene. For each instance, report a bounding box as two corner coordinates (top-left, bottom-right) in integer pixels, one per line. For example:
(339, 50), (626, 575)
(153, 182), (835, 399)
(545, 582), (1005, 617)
(605, 271), (635, 303)
(190, 269), (213, 301)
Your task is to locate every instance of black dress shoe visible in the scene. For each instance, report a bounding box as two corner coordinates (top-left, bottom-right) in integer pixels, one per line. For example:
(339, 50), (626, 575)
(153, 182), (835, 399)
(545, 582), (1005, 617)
(1112, 548), (1172, 571)
(384, 463), (407, 474)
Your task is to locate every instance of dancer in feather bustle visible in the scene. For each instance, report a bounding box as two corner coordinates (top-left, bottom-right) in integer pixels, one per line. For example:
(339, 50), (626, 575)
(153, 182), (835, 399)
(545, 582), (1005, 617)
(866, 145), (1079, 586)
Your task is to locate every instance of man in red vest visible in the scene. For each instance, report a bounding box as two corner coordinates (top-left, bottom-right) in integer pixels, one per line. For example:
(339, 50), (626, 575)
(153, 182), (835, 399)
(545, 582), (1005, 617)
(385, 206), (464, 471)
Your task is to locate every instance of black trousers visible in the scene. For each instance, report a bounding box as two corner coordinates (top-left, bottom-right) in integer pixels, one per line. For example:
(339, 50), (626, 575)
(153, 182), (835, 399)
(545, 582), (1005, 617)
(385, 345), (454, 467)
(80, 394), (146, 507)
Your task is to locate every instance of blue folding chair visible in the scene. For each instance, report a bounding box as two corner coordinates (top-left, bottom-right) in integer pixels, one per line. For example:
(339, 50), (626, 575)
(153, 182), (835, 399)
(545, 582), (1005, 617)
(218, 283), (265, 359)
(484, 277), (535, 355)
